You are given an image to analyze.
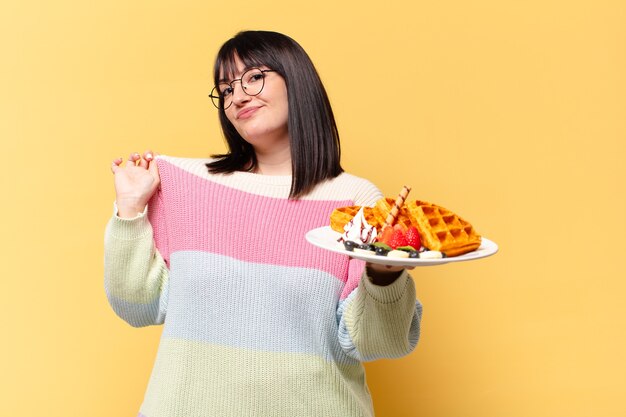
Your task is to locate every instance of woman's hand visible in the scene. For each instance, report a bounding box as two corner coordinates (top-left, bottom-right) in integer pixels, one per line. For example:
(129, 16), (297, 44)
(365, 263), (415, 286)
(111, 151), (160, 218)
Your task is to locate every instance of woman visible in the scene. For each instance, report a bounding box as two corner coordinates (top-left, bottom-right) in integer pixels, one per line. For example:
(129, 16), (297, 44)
(106, 30), (422, 417)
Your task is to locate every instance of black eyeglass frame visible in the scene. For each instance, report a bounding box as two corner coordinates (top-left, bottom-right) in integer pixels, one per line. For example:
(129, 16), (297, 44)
(209, 69), (276, 110)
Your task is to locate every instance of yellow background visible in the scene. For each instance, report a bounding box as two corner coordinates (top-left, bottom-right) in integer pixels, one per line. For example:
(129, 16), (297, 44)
(1, 0), (625, 416)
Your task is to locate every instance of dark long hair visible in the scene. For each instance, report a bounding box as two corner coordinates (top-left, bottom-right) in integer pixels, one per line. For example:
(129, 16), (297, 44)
(207, 30), (343, 199)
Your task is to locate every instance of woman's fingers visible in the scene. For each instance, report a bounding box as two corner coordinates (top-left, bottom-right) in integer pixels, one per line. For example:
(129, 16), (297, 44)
(365, 262), (408, 273)
(111, 157), (123, 173)
(147, 152), (161, 186)
(138, 150), (154, 169)
(127, 152), (141, 166)
(111, 151), (158, 173)
(138, 155), (149, 169)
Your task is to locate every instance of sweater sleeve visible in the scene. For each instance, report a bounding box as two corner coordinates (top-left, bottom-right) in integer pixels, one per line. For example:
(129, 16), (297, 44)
(104, 193), (170, 328)
(351, 177), (383, 207)
(334, 175), (421, 360)
(336, 269), (422, 361)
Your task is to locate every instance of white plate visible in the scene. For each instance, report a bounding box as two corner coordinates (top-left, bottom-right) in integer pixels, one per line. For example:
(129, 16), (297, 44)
(305, 226), (498, 267)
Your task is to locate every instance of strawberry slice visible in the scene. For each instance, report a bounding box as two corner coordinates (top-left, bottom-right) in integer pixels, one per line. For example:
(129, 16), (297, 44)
(406, 226), (421, 249)
(388, 225), (408, 249)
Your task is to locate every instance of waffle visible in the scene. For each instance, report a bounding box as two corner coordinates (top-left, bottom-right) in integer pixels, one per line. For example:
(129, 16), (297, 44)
(405, 200), (481, 257)
(329, 206), (380, 233)
(374, 198), (413, 231)
(330, 198), (414, 234)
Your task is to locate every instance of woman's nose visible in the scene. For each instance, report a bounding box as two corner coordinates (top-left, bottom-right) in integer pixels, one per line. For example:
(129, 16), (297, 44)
(231, 83), (251, 106)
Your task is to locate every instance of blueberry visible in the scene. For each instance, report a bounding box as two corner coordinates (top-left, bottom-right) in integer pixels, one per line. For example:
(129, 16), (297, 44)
(409, 251), (420, 258)
(343, 241), (356, 252)
(375, 247), (390, 256)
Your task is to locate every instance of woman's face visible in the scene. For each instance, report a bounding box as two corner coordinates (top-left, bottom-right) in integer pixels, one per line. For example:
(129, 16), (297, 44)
(220, 56), (290, 152)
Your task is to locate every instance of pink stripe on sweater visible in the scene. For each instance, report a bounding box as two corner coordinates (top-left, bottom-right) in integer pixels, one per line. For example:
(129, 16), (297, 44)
(148, 160), (362, 288)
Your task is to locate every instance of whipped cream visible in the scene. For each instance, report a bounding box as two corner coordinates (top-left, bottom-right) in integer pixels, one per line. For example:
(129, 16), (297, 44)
(338, 207), (378, 244)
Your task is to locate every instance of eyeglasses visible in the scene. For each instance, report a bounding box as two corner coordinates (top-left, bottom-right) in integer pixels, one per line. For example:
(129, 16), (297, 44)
(209, 68), (276, 110)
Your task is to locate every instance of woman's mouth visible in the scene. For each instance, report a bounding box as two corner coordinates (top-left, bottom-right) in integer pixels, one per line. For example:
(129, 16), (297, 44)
(236, 106), (261, 120)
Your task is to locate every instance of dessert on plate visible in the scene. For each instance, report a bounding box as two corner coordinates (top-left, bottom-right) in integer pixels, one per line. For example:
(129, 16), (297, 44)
(330, 186), (482, 259)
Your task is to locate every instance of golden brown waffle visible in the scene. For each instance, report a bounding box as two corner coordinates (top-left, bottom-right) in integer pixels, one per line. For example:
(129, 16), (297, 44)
(374, 198), (413, 231)
(405, 200), (481, 257)
(329, 206), (380, 233)
(330, 198), (413, 234)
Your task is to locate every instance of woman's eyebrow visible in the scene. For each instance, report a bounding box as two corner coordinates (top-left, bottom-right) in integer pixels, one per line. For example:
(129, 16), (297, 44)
(218, 66), (260, 83)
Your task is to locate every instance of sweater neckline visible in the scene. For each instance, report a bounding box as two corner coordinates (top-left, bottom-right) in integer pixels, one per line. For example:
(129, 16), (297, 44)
(230, 170), (293, 187)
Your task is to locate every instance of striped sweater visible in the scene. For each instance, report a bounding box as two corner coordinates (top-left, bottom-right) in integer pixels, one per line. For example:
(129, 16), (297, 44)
(104, 155), (422, 417)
